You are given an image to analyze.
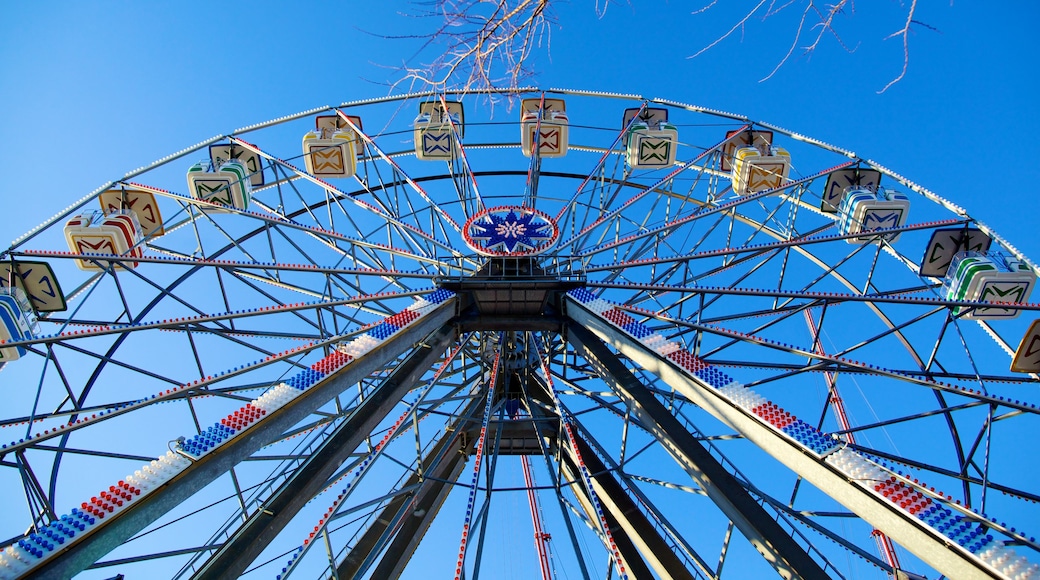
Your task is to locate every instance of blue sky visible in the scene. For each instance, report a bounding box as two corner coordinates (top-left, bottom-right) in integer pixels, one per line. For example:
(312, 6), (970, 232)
(2, 2), (1037, 260)
(1, 2), (1038, 579)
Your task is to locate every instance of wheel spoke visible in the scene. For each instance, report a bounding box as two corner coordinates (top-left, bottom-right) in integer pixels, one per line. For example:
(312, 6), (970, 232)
(2, 90), (1036, 580)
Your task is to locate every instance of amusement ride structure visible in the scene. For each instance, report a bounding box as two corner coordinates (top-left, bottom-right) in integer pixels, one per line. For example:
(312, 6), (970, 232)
(0, 89), (1038, 579)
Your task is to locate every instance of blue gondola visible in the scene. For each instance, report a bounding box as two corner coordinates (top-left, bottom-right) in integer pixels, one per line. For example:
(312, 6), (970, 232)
(0, 287), (37, 361)
(837, 186), (910, 243)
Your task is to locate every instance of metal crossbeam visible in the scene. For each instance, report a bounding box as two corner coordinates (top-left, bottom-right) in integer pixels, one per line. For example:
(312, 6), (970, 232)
(567, 321), (830, 580)
(557, 454), (655, 579)
(567, 299), (1006, 580)
(191, 323), (457, 579)
(348, 400), (483, 580)
(334, 402), (477, 579)
(563, 430), (698, 580)
(30, 304), (454, 579)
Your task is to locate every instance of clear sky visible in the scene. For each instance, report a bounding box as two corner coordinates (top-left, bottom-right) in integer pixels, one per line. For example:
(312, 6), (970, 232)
(2, 2), (1037, 260)
(1, 2), (1038, 579)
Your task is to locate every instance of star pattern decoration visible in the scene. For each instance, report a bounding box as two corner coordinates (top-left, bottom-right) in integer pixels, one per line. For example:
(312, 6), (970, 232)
(465, 207), (557, 255)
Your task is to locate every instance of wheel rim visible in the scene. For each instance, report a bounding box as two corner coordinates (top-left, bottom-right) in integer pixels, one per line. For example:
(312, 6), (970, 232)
(1, 89), (1037, 579)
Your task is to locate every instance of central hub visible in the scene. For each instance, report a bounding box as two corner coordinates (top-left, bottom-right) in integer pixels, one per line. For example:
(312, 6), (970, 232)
(463, 205), (559, 256)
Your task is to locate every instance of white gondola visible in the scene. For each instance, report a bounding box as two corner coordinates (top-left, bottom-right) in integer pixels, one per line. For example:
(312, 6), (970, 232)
(944, 251), (1036, 320)
(521, 98), (568, 158)
(414, 101), (463, 160)
(623, 108), (677, 169)
(0, 287), (37, 361)
(837, 186), (911, 243)
(186, 159), (252, 210)
(63, 210), (144, 271)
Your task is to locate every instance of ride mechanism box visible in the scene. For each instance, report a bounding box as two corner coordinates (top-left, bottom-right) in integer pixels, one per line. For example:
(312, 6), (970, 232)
(731, 146), (790, 194)
(63, 210), (143, 271)
(837, 186), (911, 244)
(944, 251), (1036, 320)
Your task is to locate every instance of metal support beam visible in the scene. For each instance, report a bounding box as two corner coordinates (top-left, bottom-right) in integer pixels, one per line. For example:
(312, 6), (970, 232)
(355, 397), (485, 580)
(475, 417), (559, 456)
(558, 451), (655, 580)
(456, 314), (564, 333)
(566, 319), (830, 580)
(192, 323), (459, 580)
(568, 298), (1005, 580)
(564, 432), (697, 580)
(336, 394), (483, 579)
(32, 304), (455, 580)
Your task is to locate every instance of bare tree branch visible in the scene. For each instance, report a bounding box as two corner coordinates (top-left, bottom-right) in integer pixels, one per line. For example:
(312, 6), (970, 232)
(380, 0), (934, 96)
(688, 0), (770, 60)
(759, 2), (813, 82)
(878, 0), (919, 93)
(383, 0), (557, 96)
(690, 0), (930, 92)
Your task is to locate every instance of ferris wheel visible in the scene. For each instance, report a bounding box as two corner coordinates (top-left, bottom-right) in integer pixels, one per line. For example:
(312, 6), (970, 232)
(0, 88), (1038, 580)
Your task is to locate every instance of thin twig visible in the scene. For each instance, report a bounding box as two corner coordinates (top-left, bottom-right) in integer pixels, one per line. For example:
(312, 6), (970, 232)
(878, 0), (918, 93)
(688, 0), (770, 60)
(690, 0), (925, 92)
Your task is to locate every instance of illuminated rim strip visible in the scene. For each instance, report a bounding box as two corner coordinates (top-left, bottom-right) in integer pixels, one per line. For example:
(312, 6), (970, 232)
(462, 205), (559, 257)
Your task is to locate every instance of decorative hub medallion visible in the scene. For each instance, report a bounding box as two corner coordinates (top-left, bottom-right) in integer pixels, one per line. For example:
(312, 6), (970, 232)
(463, 205), (559, 256)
